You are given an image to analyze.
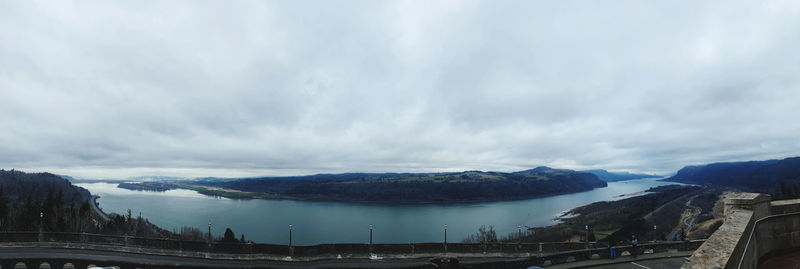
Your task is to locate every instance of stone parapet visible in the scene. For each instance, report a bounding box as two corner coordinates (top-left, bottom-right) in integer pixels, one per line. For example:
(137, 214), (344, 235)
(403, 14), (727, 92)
(683, 192), (771, 269)
(681, 210), (754, 269)
(770, 199), (800, 215)
(724, 193), (771, 220)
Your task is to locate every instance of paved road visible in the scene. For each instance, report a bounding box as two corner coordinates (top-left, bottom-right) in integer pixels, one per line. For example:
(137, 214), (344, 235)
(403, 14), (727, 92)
(0, 247), (444, 268)
(89, 196), (110, 222)
(574, 257), (688, 269)
(545, 251), (694, 269)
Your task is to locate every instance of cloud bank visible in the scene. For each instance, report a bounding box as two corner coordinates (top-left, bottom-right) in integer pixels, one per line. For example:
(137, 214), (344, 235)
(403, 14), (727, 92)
(2, 1), (800, 178)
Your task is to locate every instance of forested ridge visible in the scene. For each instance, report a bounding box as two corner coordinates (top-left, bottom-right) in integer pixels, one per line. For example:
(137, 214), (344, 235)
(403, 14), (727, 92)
(0, 169), (93, 232)
(0, 169), (222, 241)
(664, 156), (800, 198)
(193, 166), (608, 203)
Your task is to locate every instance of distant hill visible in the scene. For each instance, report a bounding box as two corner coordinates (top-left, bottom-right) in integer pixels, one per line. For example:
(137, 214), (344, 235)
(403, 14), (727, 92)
(190, 166), (608, 203)
(663, 156), (800, 196)
(582, 169), (659, 182)
(0, 169), (188, 238)
(0, 169), (94, 232)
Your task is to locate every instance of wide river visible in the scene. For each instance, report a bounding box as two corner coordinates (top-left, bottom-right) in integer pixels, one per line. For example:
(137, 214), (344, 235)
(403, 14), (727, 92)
(77, 178), (677, 245)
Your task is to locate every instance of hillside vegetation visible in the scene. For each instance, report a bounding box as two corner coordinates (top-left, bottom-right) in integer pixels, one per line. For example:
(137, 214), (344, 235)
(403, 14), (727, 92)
(0, 170), (207, 240)
(664, 156), (800, 198)
(494, 185), (723, 244)
(0, 169), (93, 232)
(188, 166), (607, 203)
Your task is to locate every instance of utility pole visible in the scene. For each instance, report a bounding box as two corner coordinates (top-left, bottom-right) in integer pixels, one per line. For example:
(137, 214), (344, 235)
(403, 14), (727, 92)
(369, 224), (373, 247)
(518, 225), (522, 243)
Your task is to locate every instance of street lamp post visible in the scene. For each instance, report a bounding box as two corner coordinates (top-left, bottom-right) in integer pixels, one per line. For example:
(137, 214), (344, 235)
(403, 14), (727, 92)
(39, 211), (43, 242)
(443, 224), (448, 253)
(207, 221), (211, 243)
(585, 225), (589, 249)
(518, 225), (522, 243)
(653, 225), (657, 242)
(289, 224), (294, 257)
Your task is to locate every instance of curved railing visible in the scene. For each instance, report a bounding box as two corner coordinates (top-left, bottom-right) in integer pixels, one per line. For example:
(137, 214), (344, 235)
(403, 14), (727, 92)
(737, 212), (800, 269)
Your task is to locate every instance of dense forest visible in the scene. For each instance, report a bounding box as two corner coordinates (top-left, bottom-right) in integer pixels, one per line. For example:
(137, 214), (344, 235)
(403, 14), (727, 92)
(664, 156), (800, 198)
(188, 166), (608, 203)
(0, 169), (94, 232)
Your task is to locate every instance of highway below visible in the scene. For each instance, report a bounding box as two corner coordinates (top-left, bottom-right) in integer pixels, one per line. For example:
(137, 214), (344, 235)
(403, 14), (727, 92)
(89, 195), (110, 223)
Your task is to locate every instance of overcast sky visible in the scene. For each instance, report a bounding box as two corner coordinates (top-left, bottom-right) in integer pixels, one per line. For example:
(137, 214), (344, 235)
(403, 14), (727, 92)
(2, 1), (800, 179)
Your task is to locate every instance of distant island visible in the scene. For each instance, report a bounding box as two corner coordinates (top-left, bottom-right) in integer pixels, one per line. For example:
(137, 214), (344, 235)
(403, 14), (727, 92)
(118, 182), (179, 192)
(118, 166), (608, 203)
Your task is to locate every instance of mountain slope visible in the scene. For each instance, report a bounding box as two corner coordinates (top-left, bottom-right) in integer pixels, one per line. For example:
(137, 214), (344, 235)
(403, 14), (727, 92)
(664, 156), (800, 196)
(190, 166), (608, 203)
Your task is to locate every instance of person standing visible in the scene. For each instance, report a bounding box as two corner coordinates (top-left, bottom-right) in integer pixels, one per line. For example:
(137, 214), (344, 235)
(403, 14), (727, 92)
(609, 241), (616, 259)
(631, 235), (639, 258)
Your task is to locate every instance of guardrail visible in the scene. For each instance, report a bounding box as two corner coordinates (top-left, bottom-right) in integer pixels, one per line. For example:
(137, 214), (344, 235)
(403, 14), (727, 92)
(1, 232), (603, 257)
(0, 232), (704, 268)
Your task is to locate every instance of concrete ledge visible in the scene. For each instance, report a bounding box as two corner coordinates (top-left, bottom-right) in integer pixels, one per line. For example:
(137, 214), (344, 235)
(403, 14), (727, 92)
(681, 210), (753, 269)
(724, 193), (770, 220)
(770, 199), (800, 215)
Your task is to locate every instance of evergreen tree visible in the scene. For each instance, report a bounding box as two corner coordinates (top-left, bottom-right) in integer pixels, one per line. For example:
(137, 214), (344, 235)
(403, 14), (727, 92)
(43, 189), (55, 231)
(223, 228), (236, 242)
(0, 187), (8, 230)
(793, 184), (800, 199)
(781, 182), (792, 199)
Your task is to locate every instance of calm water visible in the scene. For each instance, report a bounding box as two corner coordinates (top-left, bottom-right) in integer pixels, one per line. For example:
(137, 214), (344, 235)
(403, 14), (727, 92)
(77, 178), (677, 245)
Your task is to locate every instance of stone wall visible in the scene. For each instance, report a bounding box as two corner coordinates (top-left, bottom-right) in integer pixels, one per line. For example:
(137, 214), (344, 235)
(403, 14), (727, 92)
(683, 193), (800, 269)
(682, 193), (768, 269)
(770, 199), (800, 214)
(738, 208), (800, 268)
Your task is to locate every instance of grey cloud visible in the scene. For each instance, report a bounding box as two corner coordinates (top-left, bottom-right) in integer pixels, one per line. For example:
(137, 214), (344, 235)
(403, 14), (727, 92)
(1, 0), (800, 178)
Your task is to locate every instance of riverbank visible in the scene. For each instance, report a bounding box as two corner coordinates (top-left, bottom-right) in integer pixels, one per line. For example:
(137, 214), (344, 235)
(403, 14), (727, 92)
(503, 185), (723, 244)
(78, 178), (680, 245)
